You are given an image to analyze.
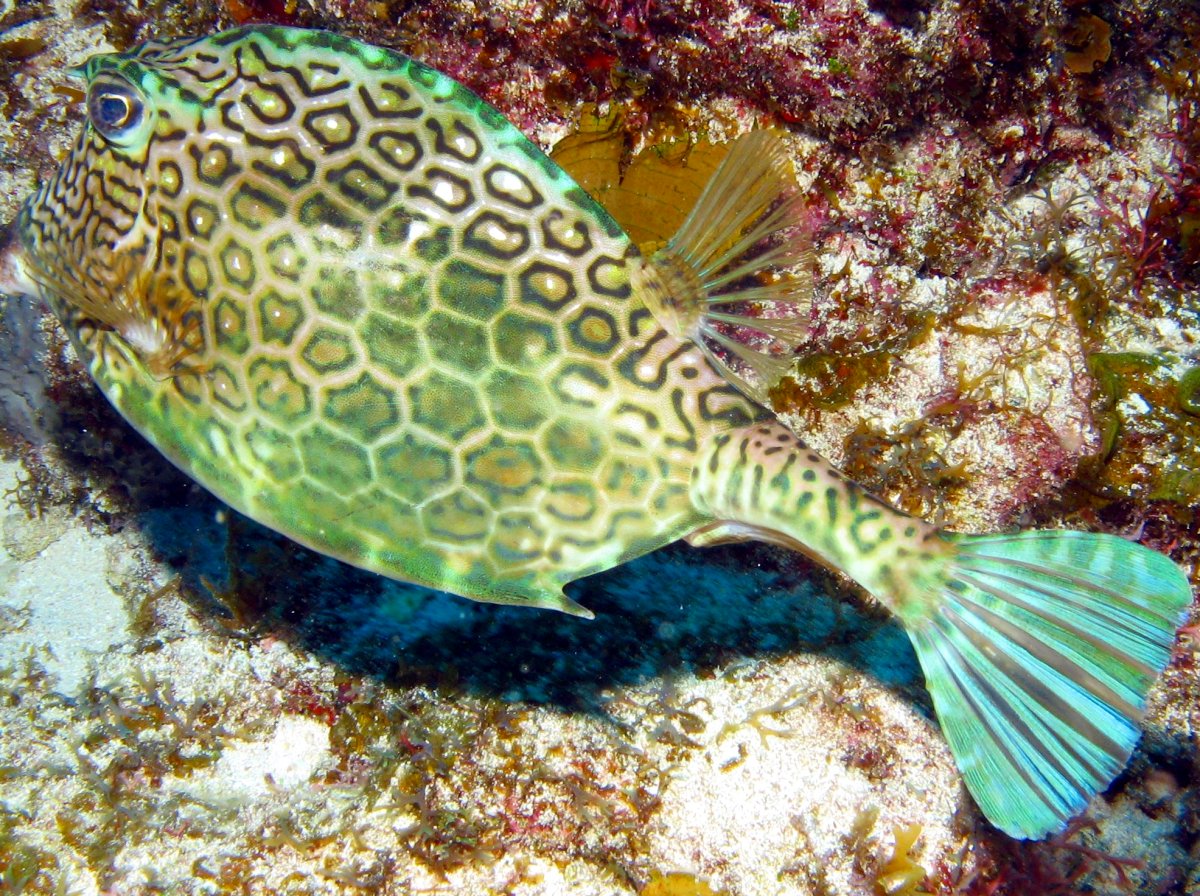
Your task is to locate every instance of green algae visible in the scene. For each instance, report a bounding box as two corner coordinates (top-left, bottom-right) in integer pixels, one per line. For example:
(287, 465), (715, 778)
(1178, 365), (1200, 416)
(1085, 352), (1200, 505)
(773, 351), (897, 412)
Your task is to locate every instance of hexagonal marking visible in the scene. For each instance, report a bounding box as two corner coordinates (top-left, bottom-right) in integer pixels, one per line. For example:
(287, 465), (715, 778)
(244, 82), (295, 124)
(465, 435), (542, 503)
(541, 209), (591, 256)
(486, 369), (550, 431)
(567, 306), (620, 356)
(299, 194), (361, 250)
(190, 142), (241, 187)
(231, 182), (287, 232)
(206, 362), (246, 413)
(245, 421), (302, 482)
(483, 163), (541, 210)
(359, 82), (422, 119)
(348, 486), (419, 545)
(426, 117), (482, 163)
(182, 248), (212, 296)
(157, 160), (184, 198)
(361, 312), (422, 379)
(298, 59), (351, 96)
(545, 479), (598, 522)
(311, 268), (364, 323)
(302, 103), (359, 152)
(425, 310), (490, 376)
(542, 418), (603, 471)
(551, 363), (610, 409)
(376, 206), (418, 247)
(323, 372), (401, 443)
(219, 96), (246, 136)
(258, 289), (305, 346)
(599, 456), (653, 502)
(158, 209), (181, 242)
(368, 270), (429, 321)
(302, 326), (358, 374)
(376, 432), (454, 504)
(612, 402), (658, 447)
(415, 225), (452, 263)
(251, 136), (316, 190)
(298, 425), (372, 494)
(249, 357), (312, 425)
(493, 312), (557, 370)
(588, 255), (632, 298)
(519, 262), (575, 313)
(212, 296), (249, 354)
(409, 167), (473, 214)
(422, 491), (490, 542)
(219, 239), (257, 289)
(464, 211), (530, 261)
(369, 130), (423, 173)
(438, 260), (506, 320)
(409, 370), (485, 440)
(265, 234), (305, 282)
(492, 511), (546, 562)
(185, 198), (219, 240)
(167, 372), (203, 409)
(329, 159), (398, 212)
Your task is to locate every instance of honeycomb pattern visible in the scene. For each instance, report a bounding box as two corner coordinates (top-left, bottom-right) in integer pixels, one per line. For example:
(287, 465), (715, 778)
(18, 25), (761, 612)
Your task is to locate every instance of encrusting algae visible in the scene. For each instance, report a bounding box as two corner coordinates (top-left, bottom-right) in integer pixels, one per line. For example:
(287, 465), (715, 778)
(0, 14), (1192, 865)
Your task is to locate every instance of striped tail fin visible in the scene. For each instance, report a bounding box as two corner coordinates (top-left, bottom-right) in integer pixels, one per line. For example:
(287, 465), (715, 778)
(905, 530), (1191, 839)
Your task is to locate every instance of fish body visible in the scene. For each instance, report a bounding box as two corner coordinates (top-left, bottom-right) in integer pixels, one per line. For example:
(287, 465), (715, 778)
(16, 27), (757, 613)
(4, 25), (1191, 840)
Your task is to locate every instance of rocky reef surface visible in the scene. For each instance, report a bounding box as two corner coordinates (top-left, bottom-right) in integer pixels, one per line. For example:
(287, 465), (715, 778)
(0, 1), (1198, 894)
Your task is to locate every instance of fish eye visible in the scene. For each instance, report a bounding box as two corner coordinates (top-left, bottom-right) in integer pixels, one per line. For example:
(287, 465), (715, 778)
(86, 75), (145, 144)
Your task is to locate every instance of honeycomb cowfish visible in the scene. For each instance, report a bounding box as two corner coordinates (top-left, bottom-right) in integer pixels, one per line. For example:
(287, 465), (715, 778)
(1, 25), (1190, 840)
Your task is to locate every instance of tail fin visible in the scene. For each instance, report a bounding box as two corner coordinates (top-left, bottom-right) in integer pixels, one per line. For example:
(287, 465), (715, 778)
(632, 130), (812, 406)
(905, 530), (1190, 839)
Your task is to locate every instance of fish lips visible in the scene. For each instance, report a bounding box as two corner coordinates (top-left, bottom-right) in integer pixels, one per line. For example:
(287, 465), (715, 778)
(0, 218), (36, 299)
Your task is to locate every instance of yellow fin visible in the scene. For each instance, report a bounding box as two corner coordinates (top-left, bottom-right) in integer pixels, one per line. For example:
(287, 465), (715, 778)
(550, 104), (730, 248)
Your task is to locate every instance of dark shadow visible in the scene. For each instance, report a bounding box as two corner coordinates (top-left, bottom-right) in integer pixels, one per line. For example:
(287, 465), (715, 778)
(2, 354), (928, 716)
(866, 0), (934, 32)
(0, 302), (938, 733)
(132, 467), (926, 715)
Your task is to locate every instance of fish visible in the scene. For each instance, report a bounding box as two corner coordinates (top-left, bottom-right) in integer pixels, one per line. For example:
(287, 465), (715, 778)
(0, 24), (1190, 840)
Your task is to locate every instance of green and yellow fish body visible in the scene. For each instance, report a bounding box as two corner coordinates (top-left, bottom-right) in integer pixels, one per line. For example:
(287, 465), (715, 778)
(16, 27), (761, 613)
(4, 26), (1191, 841)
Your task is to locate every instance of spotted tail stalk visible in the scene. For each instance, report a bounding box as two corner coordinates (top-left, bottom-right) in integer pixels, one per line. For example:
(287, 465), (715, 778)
(689, 421), (1190, 839)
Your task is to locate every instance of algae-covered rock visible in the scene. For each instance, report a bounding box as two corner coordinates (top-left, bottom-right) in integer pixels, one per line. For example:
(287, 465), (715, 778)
(1086, 352), (1200, 506)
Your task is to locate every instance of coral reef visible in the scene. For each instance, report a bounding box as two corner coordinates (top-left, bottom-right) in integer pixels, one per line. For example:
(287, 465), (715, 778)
(0, 0), (1197, 894)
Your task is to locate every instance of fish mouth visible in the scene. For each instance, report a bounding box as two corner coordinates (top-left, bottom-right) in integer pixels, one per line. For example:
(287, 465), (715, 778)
(0, 218), (36, 299)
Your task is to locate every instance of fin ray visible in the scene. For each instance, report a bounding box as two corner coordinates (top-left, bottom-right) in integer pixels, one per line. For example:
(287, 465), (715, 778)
(634, 131), (810, 406)
(907, 530), (1189, 838)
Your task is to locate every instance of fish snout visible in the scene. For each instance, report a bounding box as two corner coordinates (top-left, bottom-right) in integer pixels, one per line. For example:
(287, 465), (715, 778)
(0, 219), (35, 299)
